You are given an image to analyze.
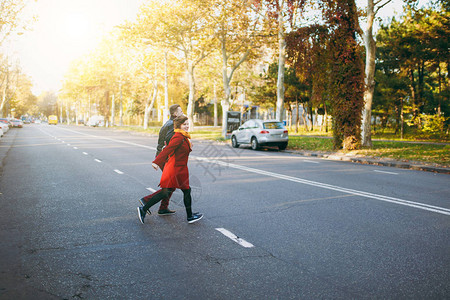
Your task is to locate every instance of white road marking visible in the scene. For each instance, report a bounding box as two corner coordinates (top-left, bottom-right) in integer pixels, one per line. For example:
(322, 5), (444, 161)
(303, 160), (320, 164)
(196, 157), (450, 216)
(374, 170), (398, 175)
(146, 187), (156, 193)
(114, 169), (124, 174)
(94, 159), (102, 163)
(82, 152), (88, 155)
(67, 144), (71, 146)
(216, 228), (254, 248)
(58, 127), (157, 150)
(73, 147), (78, 149)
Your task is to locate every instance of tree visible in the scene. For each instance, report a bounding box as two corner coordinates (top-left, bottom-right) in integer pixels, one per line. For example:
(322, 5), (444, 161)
(323, 0), (365, 150)
(359, 0), (420, 147)
(255, 0), (307, 122)
(207, 0), (265, 137)
(131, 0), (214, 130)
(0, 0), (31, 46)
(287, 24), (330, 131)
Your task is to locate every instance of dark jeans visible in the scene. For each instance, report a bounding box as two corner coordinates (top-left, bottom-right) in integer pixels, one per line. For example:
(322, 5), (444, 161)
(142, 188), (193, 218)
(142, 189), (173, 210)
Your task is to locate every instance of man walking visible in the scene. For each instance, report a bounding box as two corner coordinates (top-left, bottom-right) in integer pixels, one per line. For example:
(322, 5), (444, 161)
(139, 104), (183, 215)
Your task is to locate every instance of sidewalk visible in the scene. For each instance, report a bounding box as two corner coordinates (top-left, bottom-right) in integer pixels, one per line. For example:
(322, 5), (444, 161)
(284, 148), (450, 174)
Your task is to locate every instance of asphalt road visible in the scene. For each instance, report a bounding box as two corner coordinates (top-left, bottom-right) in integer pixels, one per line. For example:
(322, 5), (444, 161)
(1, 124), (449, 299)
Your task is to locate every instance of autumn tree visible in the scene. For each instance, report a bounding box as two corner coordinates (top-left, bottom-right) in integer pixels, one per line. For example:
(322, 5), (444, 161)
(205, 0), (266, 136)
(323, 0), (365, 150)
(130, 0), (214, 130)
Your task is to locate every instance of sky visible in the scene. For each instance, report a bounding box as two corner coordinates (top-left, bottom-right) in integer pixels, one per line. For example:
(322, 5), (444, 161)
(7, 0), (144, 95)
(6, 0), (430, 96)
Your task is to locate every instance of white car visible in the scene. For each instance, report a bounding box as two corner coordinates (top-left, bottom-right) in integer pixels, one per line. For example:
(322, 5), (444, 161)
(231, 119), (289, 150)
(0, 122), (9, 136)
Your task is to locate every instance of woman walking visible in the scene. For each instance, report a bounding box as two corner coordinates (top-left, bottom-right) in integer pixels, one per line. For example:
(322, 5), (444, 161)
(137, 115), (203, 224)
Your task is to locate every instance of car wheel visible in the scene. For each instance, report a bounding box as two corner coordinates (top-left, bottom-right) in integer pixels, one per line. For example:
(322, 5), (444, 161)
(278, 142), (288, 150)
(231, 136), (239, 148)
(251, 137), (260, 150)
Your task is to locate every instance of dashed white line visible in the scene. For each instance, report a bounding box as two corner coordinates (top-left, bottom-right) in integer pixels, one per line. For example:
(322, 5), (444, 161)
(94, 159), (102, 163)
(73, 147), (78, 149)
(374, 170), (398, 175)
(114, 169), (124, 174)
(82, 152), (88, 155)
(216, 228), (254, 248)
(146, 187), (156, 193)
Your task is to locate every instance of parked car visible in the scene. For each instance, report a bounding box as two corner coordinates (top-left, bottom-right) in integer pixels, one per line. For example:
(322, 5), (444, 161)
(86, 115), (105, 127)
(231, 119), (289, 150)
(0, 118), (11, 128)
(0, 122), (9, 135)
(10, 119), (23, 128)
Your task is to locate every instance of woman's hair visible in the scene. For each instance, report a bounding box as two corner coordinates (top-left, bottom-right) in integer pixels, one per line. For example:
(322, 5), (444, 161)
(173, 115), (188, 129)
(169, 104), (181, 117)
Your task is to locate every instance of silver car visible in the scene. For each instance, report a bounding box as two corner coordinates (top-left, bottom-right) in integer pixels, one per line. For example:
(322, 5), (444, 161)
(231, 119), (289, 150)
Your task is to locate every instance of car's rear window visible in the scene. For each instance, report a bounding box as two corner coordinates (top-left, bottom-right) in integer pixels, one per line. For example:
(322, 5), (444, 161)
(263, 122), (284, 129)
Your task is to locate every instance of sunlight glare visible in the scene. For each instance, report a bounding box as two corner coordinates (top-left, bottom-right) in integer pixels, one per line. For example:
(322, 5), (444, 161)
(63, 12), (90, 40)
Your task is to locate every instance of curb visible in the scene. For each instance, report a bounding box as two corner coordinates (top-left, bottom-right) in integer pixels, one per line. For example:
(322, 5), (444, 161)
(284, 150), (450, 174)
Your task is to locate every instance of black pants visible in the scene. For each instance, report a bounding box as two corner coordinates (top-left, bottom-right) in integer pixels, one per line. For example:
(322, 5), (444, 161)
(142, 188), (193, 218)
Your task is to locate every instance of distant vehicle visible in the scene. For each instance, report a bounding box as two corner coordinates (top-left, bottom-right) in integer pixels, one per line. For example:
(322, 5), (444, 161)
(35, 120), (41, 124)
(21, 116), (31, 124)
(48, 115), (58, 125)
(10, 119), (23, 128)
(0, 122), (8, 136)
(86, 116), (105, 127)
(0, 118), (11, 128)
(231, 119), (289, 150)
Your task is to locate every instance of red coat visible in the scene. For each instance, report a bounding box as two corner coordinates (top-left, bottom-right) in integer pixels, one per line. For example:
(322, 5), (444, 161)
(153, 132), (192, 189)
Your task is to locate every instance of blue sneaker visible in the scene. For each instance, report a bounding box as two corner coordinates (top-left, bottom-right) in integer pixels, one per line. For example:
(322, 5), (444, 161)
(137, 207), (146, 224)
(187, 213), (203, 224)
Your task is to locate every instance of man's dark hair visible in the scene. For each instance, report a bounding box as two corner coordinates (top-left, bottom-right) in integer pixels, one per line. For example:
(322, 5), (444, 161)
(169, 104), (181, 117)
(173, 115), (188, 129)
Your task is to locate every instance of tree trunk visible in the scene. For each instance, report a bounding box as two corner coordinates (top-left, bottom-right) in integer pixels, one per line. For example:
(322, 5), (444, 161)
(295, 99), (299, 133)
(186, 60), (195, 132)
(111, 93), (115, 126)
(144, 80), (158, 129)
(276, 9), (286, 122)
(162, 50), (169, 125)
(0, 72), (9, 118)
(213, 83), (218, 127)
(119, 81), (123, 126)
(361, 0), (377, 148)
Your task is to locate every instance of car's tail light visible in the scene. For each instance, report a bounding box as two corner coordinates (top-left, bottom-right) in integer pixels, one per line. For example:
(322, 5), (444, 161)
(283, 130), (288, 134)
(260, 130), (269, 134)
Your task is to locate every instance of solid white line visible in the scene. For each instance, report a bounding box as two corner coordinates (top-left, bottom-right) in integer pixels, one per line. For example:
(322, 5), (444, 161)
(82, 152), (88, 155)
(94, 159), (102, 163)
(146, 187), (156, 193)
(196, 157), (450, 216)
(303, 160), (320, 164)
(114, 169), (124, 174)
(216, 228), (254, 248)
(374, 170), (398, 175)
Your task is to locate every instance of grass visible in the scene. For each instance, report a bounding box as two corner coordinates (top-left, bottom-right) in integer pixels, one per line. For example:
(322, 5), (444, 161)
(287, 135), (449, 167)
